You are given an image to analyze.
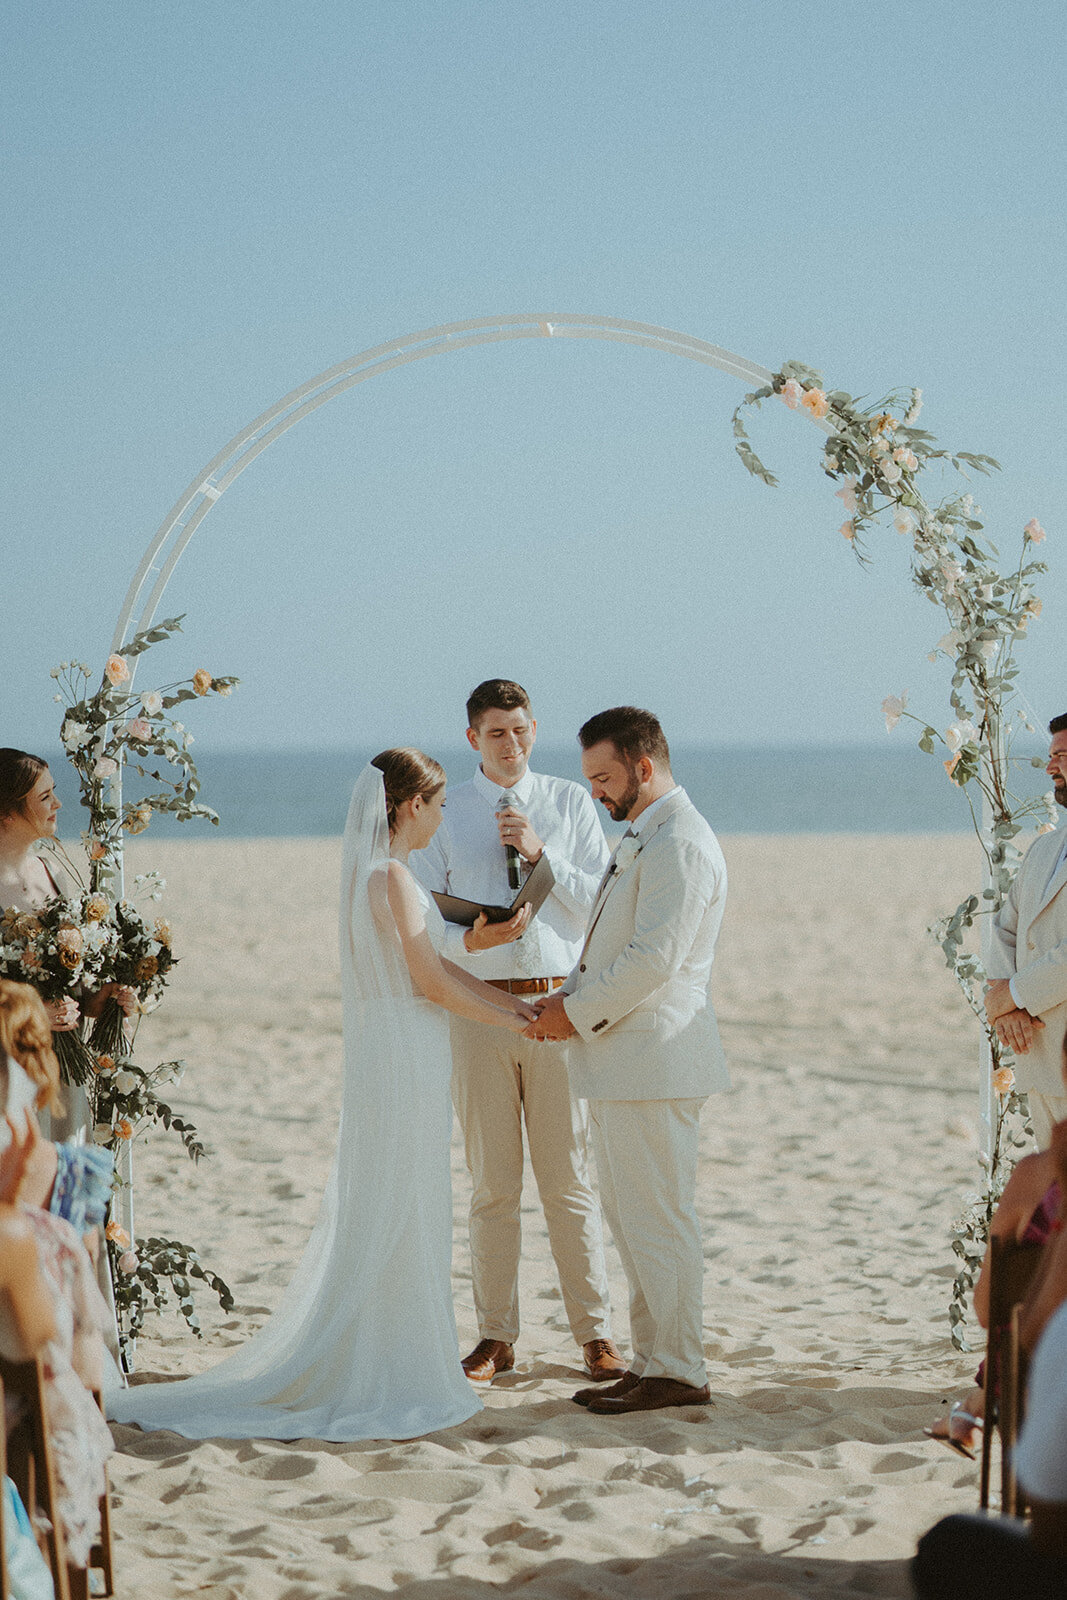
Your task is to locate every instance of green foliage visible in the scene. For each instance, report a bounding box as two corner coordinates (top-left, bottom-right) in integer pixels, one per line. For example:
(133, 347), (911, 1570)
(734, 364), (1050, 1349)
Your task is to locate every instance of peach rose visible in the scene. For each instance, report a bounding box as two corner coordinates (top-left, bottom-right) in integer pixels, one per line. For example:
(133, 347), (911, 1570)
(88, 839), (108, 862)
(93, 756), (118, 780)
(135, 954), (159, 982)
(127, 718), (152, 741)
(944, 753), (962, 781)
(56, 926), (83, 956)
(154, 918), (172, 948)
(105, 654), (130, 686)
(114, 1118), (134, 1141)
(992, 1066), (1015, 1097)
(1024, 518), (1046, 543)
(95, 1055), (116, 1075)
(105, 1221), (130, 1247)
(840, 520), (856, 541)
(800, 387), (829, 419)
(85, 894), (109, 923)
(192, 668), (213, 696)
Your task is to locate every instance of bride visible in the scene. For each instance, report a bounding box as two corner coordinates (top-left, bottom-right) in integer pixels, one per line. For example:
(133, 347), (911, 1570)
(108, 749), (536, 1441)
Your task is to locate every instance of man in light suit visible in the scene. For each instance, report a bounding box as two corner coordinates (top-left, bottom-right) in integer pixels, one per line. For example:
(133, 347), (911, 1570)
(985, 713), (1067, 1149)
(525, 706), (729, 1413)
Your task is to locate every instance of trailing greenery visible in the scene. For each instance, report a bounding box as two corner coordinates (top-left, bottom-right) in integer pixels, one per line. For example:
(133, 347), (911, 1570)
(733, 363), (1048, 1350)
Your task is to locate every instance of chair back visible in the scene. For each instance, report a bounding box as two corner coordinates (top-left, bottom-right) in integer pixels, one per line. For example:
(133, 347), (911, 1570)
(978, 1234), (1045, 1515)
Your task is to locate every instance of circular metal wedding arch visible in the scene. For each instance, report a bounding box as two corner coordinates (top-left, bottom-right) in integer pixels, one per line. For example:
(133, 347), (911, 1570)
(105, 310), (997, 1154)
(109, 314), (777, 651)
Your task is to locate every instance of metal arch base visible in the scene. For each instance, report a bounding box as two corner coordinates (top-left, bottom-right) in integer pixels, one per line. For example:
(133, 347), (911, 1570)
(110, 314), (774, 652)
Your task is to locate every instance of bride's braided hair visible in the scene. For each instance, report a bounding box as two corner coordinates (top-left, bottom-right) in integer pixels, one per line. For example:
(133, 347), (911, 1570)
(371, 748), (446, 835)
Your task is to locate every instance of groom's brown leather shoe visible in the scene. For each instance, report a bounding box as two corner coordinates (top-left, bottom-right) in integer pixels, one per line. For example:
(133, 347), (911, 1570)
(586, 1376), (712, 1414)
(461, 1339), (515, 1382)
(572, 1370), (641, 1407)
(582, 1338), (627, 1382)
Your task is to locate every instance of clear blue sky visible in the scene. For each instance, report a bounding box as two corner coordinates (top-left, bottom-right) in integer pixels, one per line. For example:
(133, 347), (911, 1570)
(6, 0), (1066, 757)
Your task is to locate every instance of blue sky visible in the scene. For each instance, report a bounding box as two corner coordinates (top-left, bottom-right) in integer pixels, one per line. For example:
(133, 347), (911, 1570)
(6, 0), (1066, 759)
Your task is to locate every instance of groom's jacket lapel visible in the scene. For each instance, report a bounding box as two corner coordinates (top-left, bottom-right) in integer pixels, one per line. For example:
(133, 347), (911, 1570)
(579, 790), (690, 959)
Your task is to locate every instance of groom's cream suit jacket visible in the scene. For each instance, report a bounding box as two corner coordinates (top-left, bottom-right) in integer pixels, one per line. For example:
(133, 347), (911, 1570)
(988, 828), (1067, 1097)
(561, 788), (729, 1101)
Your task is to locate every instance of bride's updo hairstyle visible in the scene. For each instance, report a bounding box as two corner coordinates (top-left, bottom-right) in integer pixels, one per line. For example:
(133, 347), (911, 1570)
(0, 750), (48, 823)
(371, 748), (445, 835)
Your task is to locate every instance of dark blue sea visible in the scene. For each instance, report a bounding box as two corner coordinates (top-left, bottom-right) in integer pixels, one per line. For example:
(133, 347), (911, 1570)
(42, 744), (1051, 839)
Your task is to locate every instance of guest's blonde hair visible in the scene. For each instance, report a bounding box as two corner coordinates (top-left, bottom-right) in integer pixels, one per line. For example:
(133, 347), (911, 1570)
(0, 980), (62, 1114)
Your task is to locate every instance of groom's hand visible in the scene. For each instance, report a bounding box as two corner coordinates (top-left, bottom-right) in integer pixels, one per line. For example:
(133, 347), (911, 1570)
(523, 992), (576, 1041)
(984, 978), (1015, 1024)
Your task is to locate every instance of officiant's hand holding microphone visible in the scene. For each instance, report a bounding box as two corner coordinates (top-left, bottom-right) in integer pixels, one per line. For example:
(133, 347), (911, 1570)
(462, 796), (542, 953)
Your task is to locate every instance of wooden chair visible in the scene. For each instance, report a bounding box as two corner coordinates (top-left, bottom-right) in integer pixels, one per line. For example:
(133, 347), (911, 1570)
(979, 1234), (1045, 1515)
(0, 1352), (72, 1600)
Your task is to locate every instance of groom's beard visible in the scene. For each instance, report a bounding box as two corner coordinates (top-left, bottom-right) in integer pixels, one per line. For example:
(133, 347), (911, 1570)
(1056, 778), (1067, 808)
(600, 767), (641, 822)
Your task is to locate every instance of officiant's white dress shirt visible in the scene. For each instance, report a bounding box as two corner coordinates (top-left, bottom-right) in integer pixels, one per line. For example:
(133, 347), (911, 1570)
(412, 765), (610, 979)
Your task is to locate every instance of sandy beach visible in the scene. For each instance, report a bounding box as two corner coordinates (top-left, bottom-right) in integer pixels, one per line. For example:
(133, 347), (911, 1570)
(105, 832), (992, 1598)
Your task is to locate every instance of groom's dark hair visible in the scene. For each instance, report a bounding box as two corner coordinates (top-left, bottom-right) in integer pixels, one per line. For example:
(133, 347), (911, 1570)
(578, 707), (671, 770)
(1050, 713), (1067, 735)
(466, 679), (531, 728)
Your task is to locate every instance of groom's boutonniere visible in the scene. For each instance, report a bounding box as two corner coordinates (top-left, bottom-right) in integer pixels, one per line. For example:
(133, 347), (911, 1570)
(611, 836), (641, 877)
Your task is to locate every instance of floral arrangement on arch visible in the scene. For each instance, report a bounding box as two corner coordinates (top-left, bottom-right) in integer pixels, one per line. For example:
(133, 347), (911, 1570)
(23, 617), (239, 1363)
(733, 361), (1049, 1349)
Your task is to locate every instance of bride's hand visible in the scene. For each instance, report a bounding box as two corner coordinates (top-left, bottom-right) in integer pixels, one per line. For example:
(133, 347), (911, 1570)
(505, 1001), (539, 1032)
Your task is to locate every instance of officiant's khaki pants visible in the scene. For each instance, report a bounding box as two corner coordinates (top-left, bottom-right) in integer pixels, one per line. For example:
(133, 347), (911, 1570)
(449, 1015), (613, 1347)
(588, 1096), (708, 1388)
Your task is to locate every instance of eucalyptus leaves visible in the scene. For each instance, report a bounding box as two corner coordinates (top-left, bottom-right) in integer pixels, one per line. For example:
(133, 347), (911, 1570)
(733, 361), (1048, 1349)
(50, 616), (239, 1362)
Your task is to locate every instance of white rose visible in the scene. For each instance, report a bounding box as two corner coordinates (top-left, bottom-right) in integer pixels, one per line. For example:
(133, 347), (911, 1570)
(62, 720), (91, 751)
(140, 690), (163, 715)
(881, 692), (908, 732)
(613, 837), (642, 875)
(113, 1070), (138, 1095)
(880, 460), (903, 485)
(893, 509), (916, 536)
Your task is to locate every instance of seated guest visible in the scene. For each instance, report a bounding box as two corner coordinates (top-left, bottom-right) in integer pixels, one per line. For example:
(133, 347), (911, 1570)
(927, 1143), (1060, 1457)
(0, 983), (114, 1245)
(0, 752), (135, 1143)
(0, 1052), (113, 1573)
(913, 1123), (1067, 1598)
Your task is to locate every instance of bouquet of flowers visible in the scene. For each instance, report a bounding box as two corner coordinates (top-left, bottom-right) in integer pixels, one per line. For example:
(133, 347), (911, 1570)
(86, 894), (178, 1059)
(0, 891), (119, 1084)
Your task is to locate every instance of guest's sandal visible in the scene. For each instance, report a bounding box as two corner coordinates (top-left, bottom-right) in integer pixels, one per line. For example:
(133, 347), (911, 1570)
(924, 1401), (983, 1459)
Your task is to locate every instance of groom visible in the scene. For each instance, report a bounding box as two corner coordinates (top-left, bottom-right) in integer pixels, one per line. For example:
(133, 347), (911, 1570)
(525, 706), (729, 1413)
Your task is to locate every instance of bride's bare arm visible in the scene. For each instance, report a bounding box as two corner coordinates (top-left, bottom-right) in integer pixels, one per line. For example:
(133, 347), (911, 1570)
(386, 864), (535, 1032)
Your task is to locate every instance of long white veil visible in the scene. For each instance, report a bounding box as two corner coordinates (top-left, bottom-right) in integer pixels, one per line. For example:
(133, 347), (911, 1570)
(108, 763), (479, 1440)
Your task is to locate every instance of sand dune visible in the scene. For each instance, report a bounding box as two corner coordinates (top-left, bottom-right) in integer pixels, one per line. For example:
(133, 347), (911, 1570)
(107, 833), (990, 1597)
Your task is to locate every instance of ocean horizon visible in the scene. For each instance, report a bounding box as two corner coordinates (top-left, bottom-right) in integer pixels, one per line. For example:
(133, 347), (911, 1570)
(40, 742), (1052, 841)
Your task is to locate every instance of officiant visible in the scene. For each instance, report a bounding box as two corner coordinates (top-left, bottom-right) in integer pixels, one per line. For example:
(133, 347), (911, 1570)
(412, 679), (624, 1384)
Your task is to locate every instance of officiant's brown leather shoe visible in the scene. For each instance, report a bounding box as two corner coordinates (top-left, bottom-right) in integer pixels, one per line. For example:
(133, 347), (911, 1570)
(586, 1376), (712, 1414)
(461, 1339), (514, 1382)
(582, 1338), (627, 1382)
(572, 1370), (641, 1407)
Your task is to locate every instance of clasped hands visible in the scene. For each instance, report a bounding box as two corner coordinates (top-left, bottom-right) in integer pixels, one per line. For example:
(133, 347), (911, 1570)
(523, 991), (576, 1042)
(984, 977), (1044, 1055)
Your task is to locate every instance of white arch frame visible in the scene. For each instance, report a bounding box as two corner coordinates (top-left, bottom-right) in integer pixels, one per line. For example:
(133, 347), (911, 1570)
(110, 314), (776, 651)
(105, 314), (995, 1155)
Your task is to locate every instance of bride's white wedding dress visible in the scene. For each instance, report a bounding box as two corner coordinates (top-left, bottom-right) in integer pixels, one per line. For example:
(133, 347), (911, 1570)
(107, 765), (480, 1441)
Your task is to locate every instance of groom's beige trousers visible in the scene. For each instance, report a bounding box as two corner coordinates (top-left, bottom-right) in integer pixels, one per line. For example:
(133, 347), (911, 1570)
(449, 1014), (613, 1347)
(587, 1096), (708, 1388)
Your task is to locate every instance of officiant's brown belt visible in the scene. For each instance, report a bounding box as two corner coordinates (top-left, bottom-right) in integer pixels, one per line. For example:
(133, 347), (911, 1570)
(486, 977), (566, 996)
